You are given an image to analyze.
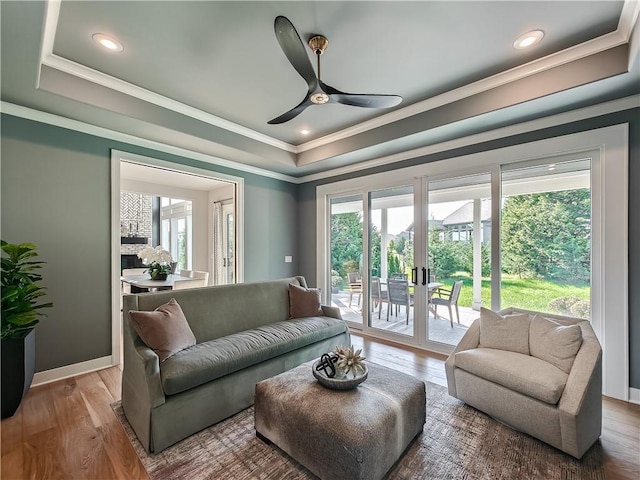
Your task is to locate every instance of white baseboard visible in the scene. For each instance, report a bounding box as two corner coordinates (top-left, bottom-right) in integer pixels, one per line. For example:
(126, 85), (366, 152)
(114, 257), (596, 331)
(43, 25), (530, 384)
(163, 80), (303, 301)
(629, 387), (640, 405)
(32, 356), (115, 387)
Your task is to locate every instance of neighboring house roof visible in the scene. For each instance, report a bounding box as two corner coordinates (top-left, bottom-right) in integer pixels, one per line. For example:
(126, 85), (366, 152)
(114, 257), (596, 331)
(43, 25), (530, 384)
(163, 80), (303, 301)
(442, 200), (492, 226)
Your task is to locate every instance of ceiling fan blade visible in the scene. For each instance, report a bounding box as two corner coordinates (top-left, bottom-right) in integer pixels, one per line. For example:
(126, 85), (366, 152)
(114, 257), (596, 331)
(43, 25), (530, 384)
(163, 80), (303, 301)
(267, 95), (313, 124)
(274, 16), (318, 91)
(331, 93), (403, 109)
(319, 81), (402, 108)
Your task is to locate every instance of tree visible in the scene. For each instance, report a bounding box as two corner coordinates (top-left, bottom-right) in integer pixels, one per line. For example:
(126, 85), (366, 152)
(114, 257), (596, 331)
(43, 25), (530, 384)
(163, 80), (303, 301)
(428, 226), (463, 278)
(330, 213), (362, 279)
(501, 189), (590, 283)
(330, 213), (382, 278)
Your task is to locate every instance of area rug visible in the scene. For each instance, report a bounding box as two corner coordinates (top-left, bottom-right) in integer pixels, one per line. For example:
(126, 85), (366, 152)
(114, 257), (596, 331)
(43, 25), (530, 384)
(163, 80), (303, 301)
(112, 382), (604, 480)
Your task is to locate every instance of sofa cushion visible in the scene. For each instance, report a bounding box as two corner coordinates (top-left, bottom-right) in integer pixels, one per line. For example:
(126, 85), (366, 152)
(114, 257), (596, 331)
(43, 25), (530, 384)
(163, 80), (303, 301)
(454, 348), (568, 404)
(128, 298), (196, 362)
(289, 283), (323, 318)
(529, 314), (583, 374)
(160, 316), (347, 395)
(479, 307), (531, 355)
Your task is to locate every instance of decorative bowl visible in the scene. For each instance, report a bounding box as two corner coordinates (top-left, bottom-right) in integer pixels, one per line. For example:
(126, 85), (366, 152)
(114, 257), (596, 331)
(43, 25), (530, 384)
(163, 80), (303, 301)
(312, 360), (368, 390)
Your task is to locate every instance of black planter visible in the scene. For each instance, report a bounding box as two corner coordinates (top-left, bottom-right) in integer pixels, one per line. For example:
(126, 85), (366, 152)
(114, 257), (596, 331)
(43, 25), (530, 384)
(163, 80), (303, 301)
(1, 329), (36, 419)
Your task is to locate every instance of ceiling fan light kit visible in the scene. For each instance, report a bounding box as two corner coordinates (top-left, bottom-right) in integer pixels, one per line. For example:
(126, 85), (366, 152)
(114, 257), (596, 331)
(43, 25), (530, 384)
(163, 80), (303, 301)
(268, 16), (402, 124)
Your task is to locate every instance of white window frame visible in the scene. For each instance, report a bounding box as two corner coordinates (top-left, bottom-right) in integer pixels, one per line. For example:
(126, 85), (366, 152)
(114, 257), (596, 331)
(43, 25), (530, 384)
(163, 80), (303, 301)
(317, 124), (628, 400)
(161, 198), (193, 270)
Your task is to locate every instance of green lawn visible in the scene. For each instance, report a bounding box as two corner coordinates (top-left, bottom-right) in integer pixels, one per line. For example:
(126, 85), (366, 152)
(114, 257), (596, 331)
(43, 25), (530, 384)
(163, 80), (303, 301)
(437, 273), (590, 313)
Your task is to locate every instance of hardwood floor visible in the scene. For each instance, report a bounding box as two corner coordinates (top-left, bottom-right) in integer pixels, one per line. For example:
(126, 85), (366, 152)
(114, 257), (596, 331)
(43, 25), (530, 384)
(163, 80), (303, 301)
(2, 334), (638, 479)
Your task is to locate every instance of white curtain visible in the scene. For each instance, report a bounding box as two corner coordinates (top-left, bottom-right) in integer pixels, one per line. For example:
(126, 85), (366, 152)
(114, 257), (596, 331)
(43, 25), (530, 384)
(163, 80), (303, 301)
(212, 201), (225, 285)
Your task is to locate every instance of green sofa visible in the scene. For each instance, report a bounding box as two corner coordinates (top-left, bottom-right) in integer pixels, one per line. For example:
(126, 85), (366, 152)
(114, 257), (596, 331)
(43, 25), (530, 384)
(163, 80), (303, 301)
(122, 276), (350, 453)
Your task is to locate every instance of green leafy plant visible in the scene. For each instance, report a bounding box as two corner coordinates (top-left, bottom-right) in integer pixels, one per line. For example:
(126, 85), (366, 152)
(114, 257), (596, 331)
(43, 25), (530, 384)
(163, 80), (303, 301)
(1, 241), (53, 340)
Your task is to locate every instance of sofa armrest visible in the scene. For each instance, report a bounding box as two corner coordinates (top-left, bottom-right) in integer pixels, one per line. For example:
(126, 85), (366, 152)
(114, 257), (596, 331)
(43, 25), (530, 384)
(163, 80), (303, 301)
(321, 304), (343, 320)
(132, 339), (166, 408)
(557, 326), (602, 458)
(445, 319), (480, 397)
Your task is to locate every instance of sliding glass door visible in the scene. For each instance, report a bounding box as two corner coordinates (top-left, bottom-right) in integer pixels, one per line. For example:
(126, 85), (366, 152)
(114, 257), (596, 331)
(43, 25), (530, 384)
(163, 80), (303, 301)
(329, 194), (364, 327)
(426, 173), (492, 346)
(318, 126), (627, 398)
(367, 185), (416, 338)
(321, 162), (594, 349)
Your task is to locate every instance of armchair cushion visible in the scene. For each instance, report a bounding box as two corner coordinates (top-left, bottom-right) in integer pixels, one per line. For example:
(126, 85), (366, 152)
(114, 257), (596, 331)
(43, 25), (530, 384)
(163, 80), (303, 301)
(530, 314), (583, 374)
(479, 307), (531, 355)
(288, 284), (323, 319)
(455, 348), (568, 404)
(129, 298), (196, 362)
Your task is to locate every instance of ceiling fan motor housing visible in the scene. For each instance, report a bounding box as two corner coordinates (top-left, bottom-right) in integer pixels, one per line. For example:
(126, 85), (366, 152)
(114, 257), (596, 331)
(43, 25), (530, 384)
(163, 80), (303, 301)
(308, 35), (329, 55)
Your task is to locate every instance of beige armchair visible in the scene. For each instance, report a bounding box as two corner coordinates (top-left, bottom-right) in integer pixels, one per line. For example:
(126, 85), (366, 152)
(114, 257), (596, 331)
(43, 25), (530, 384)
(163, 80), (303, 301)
(445, 307), (602, 459)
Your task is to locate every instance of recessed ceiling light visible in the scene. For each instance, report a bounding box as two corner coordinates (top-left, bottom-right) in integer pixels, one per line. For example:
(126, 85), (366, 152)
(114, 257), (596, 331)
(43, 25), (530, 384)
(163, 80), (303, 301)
(513, 30), (544, 50)
(92, 33), (124, 52)
(300, 129), (310, 135)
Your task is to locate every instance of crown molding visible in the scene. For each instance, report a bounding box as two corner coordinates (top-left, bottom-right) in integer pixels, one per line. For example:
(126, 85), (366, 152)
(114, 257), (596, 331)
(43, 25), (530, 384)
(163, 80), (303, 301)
(0, 102), (300, 184)
(298, 95), (640, 184)
(39, 1), (297, 154)
(2, 94), (638, 187)
(39, 0), (640, 162)
(296, 0), (639, 154)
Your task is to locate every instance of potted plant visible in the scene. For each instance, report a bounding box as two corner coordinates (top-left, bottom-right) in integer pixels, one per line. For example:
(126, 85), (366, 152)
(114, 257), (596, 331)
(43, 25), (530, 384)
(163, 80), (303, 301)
(137, 245), (173, 280)
(1, 241), (53, 418)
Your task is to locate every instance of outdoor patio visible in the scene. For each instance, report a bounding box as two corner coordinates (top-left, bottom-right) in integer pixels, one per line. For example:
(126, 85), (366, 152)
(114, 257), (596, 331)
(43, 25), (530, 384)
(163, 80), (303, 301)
(330, 290), (478, 345)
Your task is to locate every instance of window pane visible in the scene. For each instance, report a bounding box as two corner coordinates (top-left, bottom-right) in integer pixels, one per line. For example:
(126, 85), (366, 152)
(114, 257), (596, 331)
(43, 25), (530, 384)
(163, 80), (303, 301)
(427, 173), (491, 346)
(329, 195), (364, 325)
(368, 186), (415, 337)
(501, 159), (591, 318)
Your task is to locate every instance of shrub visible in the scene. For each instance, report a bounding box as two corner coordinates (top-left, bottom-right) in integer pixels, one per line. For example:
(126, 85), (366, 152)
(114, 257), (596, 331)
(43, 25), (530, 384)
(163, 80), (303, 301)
(570, 300), (591, 319)
(547, 296), (582, 316)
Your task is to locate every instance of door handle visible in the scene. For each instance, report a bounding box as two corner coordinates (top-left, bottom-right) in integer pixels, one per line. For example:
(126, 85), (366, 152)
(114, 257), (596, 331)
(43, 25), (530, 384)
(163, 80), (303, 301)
(422, 267), (427, 286)
(411, 267), (418, 285)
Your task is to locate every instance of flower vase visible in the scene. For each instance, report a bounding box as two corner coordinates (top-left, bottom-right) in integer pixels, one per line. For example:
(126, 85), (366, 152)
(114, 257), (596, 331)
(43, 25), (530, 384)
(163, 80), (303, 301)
(150, 271), (168, 281)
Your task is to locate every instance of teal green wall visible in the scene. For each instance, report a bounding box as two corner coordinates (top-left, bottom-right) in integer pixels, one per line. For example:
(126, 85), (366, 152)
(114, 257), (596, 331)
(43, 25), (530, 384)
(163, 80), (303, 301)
(1, 114), (298, 372)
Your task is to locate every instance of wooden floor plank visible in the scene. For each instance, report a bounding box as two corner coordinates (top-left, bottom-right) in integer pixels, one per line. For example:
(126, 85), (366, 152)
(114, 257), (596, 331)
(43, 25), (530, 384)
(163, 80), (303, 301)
(100, 419), (149, 480)
(22, 427), (68, 480)
(1, 334), (638, 480)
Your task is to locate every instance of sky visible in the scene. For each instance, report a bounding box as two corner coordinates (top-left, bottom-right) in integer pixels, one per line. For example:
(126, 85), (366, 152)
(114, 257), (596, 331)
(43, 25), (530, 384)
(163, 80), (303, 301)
(371, 201), (467, 235)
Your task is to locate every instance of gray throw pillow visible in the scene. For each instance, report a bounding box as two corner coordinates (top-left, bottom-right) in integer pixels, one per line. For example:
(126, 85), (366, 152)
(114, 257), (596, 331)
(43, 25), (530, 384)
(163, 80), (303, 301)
(289, 283), (323, 318)
(129, 298), (196, 362)
(529, 314), (583, 373)
(479, 307), (531, 355)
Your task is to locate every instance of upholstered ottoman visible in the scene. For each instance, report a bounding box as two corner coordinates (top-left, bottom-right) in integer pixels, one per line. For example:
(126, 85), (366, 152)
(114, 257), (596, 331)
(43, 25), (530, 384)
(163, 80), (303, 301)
(254, 361), (426, 480)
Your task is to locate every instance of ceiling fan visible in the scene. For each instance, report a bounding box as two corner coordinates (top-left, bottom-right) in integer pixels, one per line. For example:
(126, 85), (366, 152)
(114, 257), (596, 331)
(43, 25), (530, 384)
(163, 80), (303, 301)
(268, 16), (403, 124)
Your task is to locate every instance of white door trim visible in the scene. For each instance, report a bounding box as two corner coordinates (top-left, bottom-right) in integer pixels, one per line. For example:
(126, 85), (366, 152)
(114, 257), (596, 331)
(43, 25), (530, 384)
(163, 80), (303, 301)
(110, 150), (245, 366)
(317, 124), (629, 400)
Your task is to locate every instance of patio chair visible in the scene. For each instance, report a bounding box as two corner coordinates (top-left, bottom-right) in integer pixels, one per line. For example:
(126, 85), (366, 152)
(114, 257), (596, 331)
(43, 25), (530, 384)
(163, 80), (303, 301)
(370, 277), (389, 319)
(387, 279), (414, 324)
(347, 272), (362, 308)
(390, 272), (408, 280)
(431, 280), (463, 327)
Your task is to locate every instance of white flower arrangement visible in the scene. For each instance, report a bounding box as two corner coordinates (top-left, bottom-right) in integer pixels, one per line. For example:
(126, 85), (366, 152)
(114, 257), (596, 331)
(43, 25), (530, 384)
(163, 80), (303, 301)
(137, 246), (173, 276)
